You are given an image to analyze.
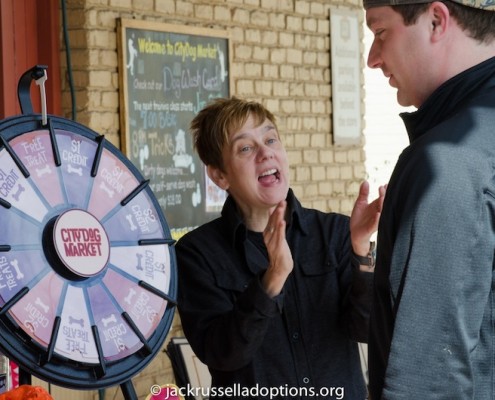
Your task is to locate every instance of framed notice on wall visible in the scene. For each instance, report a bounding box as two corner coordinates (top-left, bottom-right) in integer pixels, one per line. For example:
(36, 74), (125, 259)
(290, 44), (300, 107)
(330, 7), (362, 145)
(118, 19), (231, 240)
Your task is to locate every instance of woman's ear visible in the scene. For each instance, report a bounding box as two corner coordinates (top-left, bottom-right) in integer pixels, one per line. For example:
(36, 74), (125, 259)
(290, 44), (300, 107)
(207, 165), (229, 191)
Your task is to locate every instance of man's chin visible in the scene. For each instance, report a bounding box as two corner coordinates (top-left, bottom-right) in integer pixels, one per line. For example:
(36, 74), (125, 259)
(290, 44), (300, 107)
(397, 92), (413, 108)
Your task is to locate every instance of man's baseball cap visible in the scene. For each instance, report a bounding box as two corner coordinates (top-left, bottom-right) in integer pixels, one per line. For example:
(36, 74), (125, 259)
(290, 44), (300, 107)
(363, 0), (495, 10)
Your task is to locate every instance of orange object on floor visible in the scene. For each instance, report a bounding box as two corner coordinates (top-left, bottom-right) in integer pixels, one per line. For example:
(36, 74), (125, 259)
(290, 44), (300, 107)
(0, 385), (53, 400)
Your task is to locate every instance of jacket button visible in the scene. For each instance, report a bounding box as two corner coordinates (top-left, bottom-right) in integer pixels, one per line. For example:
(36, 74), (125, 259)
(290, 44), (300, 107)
(303, 377), (310, 384)
(292, 332), (299, 340)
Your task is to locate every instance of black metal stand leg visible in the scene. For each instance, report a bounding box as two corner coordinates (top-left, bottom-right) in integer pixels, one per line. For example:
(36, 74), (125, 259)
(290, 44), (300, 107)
(18, 368), (31, 386)
(120, 379), (138, 400)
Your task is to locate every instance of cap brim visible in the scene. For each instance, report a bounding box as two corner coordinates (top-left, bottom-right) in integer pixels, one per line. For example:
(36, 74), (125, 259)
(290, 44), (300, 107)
(363, 0), (495, 10)
(363, 0), (432, 9)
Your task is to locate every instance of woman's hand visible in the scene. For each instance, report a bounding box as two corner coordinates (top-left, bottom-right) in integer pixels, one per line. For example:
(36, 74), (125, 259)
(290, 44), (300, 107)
(350, 181), (386, 256)
(261, 201), (294, 298)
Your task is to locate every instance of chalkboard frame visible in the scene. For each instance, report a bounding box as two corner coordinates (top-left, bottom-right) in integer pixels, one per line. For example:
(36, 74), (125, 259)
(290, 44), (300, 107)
(117, 19), (232, 238)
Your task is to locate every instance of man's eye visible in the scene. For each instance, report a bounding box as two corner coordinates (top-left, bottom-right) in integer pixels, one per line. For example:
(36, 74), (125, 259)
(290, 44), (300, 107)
(374, 29), (385, 38)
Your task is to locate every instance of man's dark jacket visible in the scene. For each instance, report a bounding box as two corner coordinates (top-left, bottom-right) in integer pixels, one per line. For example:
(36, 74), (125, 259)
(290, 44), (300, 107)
(369, 57), (495, 400)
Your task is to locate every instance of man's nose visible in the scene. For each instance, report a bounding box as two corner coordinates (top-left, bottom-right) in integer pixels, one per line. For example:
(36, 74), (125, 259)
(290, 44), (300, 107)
(367, 41), (382, 69)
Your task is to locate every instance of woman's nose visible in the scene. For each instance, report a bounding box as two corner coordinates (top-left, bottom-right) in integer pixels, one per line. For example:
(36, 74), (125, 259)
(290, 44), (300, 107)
(257, 144), (274, 161)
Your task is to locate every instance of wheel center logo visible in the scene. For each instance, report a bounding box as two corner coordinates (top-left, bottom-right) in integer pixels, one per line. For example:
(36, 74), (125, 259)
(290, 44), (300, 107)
(53, 209), (110, 277)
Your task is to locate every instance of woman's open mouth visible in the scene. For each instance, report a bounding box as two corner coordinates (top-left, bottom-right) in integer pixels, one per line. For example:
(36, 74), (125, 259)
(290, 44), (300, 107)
(258, 168), (279, 184)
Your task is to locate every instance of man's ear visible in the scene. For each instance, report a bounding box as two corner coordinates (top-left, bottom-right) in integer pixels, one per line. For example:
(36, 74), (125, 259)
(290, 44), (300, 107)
(430, 1), (449, 40)
(207, 165), (229, 191)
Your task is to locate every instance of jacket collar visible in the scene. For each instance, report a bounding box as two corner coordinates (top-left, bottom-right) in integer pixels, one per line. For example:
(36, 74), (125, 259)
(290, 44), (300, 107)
(401, 56), (495, 143)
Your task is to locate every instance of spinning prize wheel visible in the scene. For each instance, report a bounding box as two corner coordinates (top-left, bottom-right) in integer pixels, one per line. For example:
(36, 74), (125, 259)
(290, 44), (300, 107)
(0, 66), (177, 399)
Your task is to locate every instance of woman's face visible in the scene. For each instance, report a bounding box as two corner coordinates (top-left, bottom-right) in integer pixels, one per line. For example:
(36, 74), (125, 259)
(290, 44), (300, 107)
(209, 114), (290, 217)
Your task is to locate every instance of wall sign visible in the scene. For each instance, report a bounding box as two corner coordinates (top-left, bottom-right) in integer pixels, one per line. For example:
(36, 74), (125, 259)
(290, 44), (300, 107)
(118, 19), (231, 239)
(330, 7), (362, 145)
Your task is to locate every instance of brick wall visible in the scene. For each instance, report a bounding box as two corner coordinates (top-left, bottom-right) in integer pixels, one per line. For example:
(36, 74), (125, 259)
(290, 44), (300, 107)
(56, 0), (368, 398)
(60, 0), (366, 214)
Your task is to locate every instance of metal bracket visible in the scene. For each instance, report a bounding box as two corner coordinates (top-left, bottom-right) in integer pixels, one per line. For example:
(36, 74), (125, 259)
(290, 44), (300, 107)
(17, 65), (48, 126)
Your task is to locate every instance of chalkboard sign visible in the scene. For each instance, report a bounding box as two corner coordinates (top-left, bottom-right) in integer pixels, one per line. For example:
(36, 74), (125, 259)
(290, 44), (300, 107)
(118, 19), (230, 240)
